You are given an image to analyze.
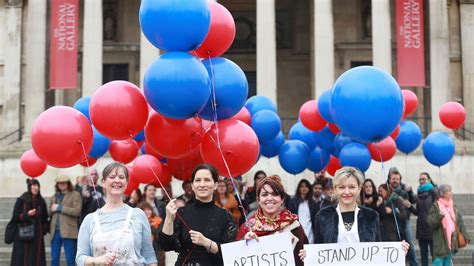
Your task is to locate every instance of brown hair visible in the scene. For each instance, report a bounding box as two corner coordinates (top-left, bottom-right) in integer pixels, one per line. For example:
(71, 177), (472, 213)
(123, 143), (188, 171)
(256, 175), (286, 200)
(55, 181), (74, 193)
(101, 162), (129, 181)
(137, 201), (156, 218)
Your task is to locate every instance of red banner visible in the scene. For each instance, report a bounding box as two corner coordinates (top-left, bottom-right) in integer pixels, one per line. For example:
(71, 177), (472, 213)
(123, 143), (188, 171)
(396, 0), (425, 87)
(49, 0), (79, 89)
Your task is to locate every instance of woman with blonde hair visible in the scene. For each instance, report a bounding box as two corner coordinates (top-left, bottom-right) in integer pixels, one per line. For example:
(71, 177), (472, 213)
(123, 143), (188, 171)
(299, 166), (409, 261)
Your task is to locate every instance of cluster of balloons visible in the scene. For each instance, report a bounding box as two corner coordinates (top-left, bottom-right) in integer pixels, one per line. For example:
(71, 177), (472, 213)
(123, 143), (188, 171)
(21, 0), (261, 195)
(262, 66), (465, 175)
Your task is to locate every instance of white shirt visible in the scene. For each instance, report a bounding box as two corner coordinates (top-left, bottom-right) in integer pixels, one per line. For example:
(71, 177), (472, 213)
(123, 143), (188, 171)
(298, 200), (314, 243)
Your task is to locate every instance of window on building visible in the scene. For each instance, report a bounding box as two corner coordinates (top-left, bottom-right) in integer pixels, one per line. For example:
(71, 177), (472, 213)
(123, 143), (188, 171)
(103, 64), (129, 83)
(350, 61), (372, 68)
(245, 71), (256, 98)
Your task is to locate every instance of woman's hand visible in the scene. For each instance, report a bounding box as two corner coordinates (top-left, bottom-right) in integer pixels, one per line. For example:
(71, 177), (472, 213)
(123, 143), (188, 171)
(366, 197), (374, 204)
(385, 207), (393, 214)
(376, 197), (383, 207)
(244, 231), (259, 242)
(189, 230), (209, 247)
(165, 199), (178, 220)
(93, 252), (116, 265)
(298, 249), (307, 261)
(401, 240), (410, 255)
(27, 208), (36, 217)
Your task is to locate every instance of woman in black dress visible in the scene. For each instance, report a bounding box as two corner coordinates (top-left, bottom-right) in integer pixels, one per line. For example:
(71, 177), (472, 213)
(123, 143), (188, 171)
(10, 179), (49, 266)
(160, 164), (236, 265)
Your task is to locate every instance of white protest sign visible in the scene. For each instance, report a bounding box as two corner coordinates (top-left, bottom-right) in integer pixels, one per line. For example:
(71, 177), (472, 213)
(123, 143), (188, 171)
(221, 232), (296, 266)
(304, 242), (404, 266)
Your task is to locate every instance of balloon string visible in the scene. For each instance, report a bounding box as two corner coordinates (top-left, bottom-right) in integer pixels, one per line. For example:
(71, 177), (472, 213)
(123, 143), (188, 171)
(130, 136), (193, 230)
(207, 56), (250, 224)
(78, 141), (100, 208)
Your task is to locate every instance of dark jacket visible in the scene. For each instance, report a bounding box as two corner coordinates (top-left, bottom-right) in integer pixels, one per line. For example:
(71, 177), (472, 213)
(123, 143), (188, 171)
(378, 197), (407, 241)
(313, 205), (381, 243)
(288, 196), (318, 231)
(428, 202), (470, 258)
(11, 193), (49, 266)
(410, 188), (437, 240)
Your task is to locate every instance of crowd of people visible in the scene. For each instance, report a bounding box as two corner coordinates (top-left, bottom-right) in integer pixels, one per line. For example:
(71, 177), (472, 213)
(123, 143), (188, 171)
(5, 162), (470, 266)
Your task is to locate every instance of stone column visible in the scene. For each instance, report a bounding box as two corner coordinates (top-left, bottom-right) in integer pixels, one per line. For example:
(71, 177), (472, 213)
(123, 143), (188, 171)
(82, 0), (103, 96)
(22, 0), (47, 141)
(2, 0), (22, 143)
(460, 0), (474, 132)
(372, 0), (392, 74)
(140, 32), (160, 89)
(429, 0), (450, 131)
(311, 0), (334, 98)
(256, 0), (277, 106)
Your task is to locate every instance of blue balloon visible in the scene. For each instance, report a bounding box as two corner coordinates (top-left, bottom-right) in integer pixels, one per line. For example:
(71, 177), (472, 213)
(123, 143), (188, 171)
(73, 96), (91, 122)
(422, 132), (455, 166)
(134, 130), (145, 141)
(89, 127), (111, 158)
(339, 143), (372, 172)
(307, 147), (330, 172)
(245, 96), (277, 117)
(199, 58), (249, 120)
(334, 133), (354, 157)
(316, 126), (336, 153)
(289, 122), (318, 150)
(260, 131), (285, 158)
(395, 121), (422, 154)
(331, 66), (403, 143)
(279, 140), (310, 174)
(318, 89), (334, 123)
(144, 52), (210, 119)
(251, 110), (281, 142)
(139, 0), (210, 52)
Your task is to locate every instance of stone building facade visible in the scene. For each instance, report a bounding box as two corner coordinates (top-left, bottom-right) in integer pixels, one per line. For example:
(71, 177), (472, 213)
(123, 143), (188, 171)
(0, 0), (473, 196)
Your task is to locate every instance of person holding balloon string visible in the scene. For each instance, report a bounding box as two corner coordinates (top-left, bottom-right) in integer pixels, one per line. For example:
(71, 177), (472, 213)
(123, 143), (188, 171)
(298, 167), (410, 262)
(76, 162), (157, 265)
(160, 164), (237, 265)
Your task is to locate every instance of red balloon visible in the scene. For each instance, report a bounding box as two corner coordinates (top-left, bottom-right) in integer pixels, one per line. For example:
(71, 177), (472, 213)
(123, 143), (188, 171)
(326, 156), (341, 177)
(368, 137), (397, 162)
(201, 119), (260, 177)
(79, 157), (97, 167)
(168, 149), (204, 181)
(231, 107), (251, 126)
(152, 163), (173, 189)
(32, 106), (93, 168)
(131, 155), (163, 184)
(20, 149), (47, 178)
(194, 2), (235, 58)
(90, 81), (148, 140)
(124, 176), (139, 196)
(402, 90), (418, 117)
(109, 139), (139, 164)
(390, 125), (400, 139)
(145, 111), (204, 159)
(439, 101), (466, 129)
(328, 123), (340, 134)
(143, 142), (163, 160)
(299, 100), (327, 131)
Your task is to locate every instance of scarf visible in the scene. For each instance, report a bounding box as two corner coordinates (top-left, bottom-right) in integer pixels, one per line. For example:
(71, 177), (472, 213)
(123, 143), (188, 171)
(418, 182), (434, 193)
(437, 197), (456, 249)
(249, 208), (298, 236)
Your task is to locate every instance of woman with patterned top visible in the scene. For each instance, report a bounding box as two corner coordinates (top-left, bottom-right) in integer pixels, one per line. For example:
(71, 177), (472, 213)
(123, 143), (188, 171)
(237, 175), (309, 266)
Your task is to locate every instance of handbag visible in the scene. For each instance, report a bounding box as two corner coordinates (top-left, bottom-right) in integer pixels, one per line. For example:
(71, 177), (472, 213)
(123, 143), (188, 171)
(18, 202), (35, 241)
(4, 219), (16, 244)
(18, 223), (35, 241)
(455, 223), (467, 248)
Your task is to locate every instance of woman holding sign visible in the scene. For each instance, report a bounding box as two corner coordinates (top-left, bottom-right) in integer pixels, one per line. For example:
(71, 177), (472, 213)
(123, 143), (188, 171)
(237, 176), (309, 265)
(299, 167), (409, 260)
(160, 164), (237, 265)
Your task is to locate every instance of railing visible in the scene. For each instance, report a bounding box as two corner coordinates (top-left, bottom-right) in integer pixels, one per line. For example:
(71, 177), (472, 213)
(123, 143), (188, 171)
(0, 128), (23, 144)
